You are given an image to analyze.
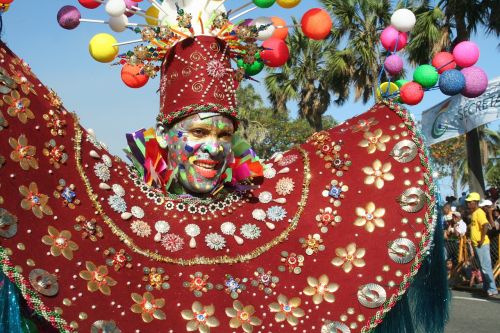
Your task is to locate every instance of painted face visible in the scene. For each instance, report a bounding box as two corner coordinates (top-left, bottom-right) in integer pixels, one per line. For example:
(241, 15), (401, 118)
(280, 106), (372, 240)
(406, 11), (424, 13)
(164, 113), (235, 194)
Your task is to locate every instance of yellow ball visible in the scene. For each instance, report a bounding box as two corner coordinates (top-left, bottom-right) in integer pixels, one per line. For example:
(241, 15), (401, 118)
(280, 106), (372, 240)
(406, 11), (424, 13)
(145, 6), (159, 26)
(376, 82), (399, 100)
(277, 0), (301, 8)
(88, 33), (119, 63)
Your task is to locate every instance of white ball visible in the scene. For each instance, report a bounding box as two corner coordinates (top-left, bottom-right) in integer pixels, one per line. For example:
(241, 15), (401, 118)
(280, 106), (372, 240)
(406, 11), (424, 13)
(391, 8), (416, 32)
(252, 16), (276, 41)
(109, 14), (128, 32)
(106, 0), (127, 17)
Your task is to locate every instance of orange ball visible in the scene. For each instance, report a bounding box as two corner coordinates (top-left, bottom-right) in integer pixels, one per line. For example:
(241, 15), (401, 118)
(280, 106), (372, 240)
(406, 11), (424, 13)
(301, 8), (332, 40)
(121, 64), (149, 88)
(271, 17), (288, 40)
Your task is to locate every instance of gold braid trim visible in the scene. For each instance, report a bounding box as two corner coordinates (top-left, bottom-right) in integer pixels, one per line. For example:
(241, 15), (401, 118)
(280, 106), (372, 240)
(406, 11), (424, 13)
(73, 115), (311, 266)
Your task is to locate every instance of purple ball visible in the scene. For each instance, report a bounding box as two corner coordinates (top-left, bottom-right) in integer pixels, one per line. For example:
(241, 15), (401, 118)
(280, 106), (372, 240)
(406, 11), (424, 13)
(57, 5), (81, 30)
(384, 54), (403, 75)
(461, 66), (488, 98)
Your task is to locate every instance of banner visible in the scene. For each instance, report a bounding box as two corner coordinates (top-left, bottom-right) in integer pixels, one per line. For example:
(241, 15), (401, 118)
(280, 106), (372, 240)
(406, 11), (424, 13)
(421, 77), (500, 145)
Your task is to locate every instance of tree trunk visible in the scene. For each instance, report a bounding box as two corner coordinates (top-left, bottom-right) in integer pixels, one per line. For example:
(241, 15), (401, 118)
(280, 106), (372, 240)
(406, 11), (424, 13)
(466, 128), (486, 195)
(454, 9), (485, 195)
(451, 164), (459, 199)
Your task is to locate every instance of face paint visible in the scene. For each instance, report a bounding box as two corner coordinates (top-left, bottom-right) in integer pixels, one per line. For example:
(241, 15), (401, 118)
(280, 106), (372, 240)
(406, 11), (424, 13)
(164, 113), (235, 194)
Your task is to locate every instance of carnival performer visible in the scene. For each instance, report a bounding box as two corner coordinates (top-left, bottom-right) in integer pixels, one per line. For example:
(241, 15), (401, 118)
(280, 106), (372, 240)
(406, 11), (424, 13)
(0, 1), (448, 332)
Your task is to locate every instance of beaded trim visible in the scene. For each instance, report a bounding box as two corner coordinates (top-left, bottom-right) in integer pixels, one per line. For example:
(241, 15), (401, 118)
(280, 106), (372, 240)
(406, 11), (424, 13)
(156, 102), (239, 126)
(361, 99), (437, 333)
(74, 115), (311, 266)
(0, 247), (72, 332)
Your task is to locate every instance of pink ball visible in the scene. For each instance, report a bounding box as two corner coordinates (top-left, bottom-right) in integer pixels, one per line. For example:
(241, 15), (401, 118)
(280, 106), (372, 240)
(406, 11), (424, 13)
(380, 26), (408, 52)
(260, 38), (290, 67)
(432, 51), (456, 74)
(453, 41), (480, 68)
(124, 0), (137, 17)
(384, 54), (404, 75)
(400, 82), (424, 105)
(57, 5), (81, 30)
(461, 66), (488, 98)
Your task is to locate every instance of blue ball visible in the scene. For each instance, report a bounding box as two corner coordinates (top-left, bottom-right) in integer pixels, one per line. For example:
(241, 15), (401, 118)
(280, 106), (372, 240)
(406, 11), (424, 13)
(438, 69), (466, 96)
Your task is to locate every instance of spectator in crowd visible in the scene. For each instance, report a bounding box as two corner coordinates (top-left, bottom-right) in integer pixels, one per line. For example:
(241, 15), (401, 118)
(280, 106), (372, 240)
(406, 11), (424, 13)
(459, 191), (467, 207)
(447, 211), (467, 238)
(466, 192), (499, 297)
(479, 199), (495, 229)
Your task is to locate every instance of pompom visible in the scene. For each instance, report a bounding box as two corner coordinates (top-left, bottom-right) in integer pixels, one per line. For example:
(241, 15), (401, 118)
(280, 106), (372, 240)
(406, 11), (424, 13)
(390, 9), (416, 32)
(438, 69), (465, 96)
(461, 66), (488, 98)
(453, 41), (480, 68)
(384, 54), (403, 75)
(413, 64), (439, 88)
(432, 52), (456, 74)
(400, 82), (424, 105)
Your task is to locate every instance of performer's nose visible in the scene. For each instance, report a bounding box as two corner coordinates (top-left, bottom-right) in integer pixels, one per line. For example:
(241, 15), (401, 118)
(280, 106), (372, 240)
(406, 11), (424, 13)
(201, 141), (223, 157)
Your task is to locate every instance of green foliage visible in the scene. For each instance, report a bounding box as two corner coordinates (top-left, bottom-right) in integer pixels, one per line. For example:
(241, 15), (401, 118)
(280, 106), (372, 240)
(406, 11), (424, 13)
(236, 84), (337, 159)
(486, 161), (500, 188)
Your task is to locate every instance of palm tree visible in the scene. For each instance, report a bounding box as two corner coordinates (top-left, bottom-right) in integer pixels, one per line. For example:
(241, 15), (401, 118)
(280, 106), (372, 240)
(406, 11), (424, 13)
(320, 0), (392, 102)
(407, 0), (500, 193)
(264, 20), (351, 131)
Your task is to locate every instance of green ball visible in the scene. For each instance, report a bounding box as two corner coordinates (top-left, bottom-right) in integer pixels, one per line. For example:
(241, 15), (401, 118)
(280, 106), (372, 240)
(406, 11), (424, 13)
(395, 79), (409, 88)
(245, 60), (265, 76)
(253, 0), (276, 8)
(237, 58), (264, 76)
(413, 64), (439, 88)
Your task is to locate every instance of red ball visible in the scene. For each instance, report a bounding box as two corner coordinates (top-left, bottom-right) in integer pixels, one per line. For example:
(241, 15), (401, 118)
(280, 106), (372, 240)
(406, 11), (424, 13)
(0, 0), (14, 4)
(399, 82), (424, 105)
(121, 64), (149, 88)
(78, 0), (102, 9)
(432, 52), (456, 74)
(301, 8), (332, 40)
(260, 38), (290, 67)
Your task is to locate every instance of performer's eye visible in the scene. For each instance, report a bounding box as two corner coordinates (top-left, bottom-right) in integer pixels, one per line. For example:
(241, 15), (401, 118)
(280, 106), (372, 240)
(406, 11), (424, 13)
(191, 128), (209, 137)
(218, 131), (232, 139)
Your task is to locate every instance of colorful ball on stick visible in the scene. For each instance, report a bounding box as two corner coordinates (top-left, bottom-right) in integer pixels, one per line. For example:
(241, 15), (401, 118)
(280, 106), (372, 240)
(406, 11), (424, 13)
(121, 64), (149, 88)
(260, 38), (290, 67)
(301, 8), (332, 40)
(432, 52), (456, 74)
(376, 82), (399, 100)
(390, 9), (416, 32)
(252, 17), (276, 41)
(380, 26), (407, 51)
(145, 6), (159, 25)
(78, 0), (102, 9)
(384, 54), (403, 75)
(253, 0), (276, 8)
(461, 66), (488, 98)
(277, 0), (301, 8)
(413, 64), (439, 88)
(106, 0), (127, 17)
(109, 15), (129, 32)
(399, 82), (424, 105)
(438, 69), (465, 96)
(124, 0), (138, 17)
(453, 41), (480, 68)
(271, 17), (289, 40)
(88, 33), (119, 63)
(237, 57), (265, 76)
(57, 5), (81, 30)
(395, 79), (409, 88)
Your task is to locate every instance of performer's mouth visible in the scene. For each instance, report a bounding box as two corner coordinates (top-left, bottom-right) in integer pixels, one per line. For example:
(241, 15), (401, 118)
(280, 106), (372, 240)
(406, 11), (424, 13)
(193, 159), (219, 178)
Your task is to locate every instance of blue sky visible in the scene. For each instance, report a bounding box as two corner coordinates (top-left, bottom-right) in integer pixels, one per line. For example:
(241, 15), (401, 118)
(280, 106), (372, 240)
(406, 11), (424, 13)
(2, 0), (499, 195)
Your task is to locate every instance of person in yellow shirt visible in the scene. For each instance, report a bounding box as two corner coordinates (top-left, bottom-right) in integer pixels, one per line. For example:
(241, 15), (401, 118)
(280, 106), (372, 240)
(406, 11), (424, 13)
(466, 192), (498, 297)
